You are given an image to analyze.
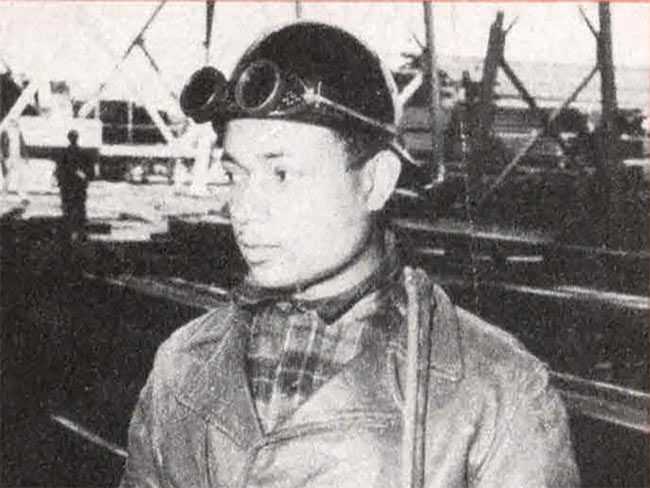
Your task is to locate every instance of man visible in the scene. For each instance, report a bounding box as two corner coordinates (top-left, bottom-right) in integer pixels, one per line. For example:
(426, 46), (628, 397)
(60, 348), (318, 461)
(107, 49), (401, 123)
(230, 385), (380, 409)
(55, 130), (92, 242)
(121, 22), (578, 488)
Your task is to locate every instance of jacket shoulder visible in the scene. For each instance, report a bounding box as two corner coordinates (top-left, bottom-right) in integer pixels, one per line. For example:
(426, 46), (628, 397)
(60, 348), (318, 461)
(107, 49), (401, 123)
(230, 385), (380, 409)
(454, 304), (548, 380)
(424, 280), (549, 388)
(148, 301), (238, 388)
(159, 301), (239, 356)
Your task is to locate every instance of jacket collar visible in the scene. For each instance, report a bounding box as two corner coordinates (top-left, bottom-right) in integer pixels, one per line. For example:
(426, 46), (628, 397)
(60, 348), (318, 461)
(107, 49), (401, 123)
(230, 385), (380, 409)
(176, 272), (464, 449)
(234, 232), (402, 324)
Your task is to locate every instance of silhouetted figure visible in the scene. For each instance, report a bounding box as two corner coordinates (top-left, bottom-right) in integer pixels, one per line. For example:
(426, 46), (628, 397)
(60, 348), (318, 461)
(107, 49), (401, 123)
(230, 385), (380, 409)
(55, 130), (92, 242)
(461, 70), (480, 105)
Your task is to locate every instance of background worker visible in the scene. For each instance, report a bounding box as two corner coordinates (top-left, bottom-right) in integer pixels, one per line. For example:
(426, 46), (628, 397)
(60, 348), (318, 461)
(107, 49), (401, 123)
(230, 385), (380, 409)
(55, 130), (93, 242)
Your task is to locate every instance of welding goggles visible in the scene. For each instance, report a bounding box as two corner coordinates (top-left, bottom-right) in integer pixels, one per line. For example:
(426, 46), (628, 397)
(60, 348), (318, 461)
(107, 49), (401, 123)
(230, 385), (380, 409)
(181, 59), (399, 138)
(180, 21), (417, 166)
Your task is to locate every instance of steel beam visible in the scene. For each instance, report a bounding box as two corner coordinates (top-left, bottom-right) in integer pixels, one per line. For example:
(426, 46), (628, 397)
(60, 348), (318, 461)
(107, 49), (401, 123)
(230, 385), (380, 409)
(479, 65), (598, 204)
(77, 1), (167, 118)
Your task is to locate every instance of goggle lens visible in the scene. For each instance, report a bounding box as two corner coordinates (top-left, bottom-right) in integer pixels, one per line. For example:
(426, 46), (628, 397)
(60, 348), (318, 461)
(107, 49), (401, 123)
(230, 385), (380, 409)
(234, 60), (283, 114)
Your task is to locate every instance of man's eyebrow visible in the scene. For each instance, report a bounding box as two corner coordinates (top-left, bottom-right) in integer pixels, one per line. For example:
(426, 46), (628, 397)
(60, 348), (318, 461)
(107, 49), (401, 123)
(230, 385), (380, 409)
(263, 151), (288, 159)
(220, 151), (244, 169)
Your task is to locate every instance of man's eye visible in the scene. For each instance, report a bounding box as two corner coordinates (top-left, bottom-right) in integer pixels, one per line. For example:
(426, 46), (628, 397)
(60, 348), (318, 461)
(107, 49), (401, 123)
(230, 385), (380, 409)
(273, 168), (287, 183)
(223, 167), (246, 184)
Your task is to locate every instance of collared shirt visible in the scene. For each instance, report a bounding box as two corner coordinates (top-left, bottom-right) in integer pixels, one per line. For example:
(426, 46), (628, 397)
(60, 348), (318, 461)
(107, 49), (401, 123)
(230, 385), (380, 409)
(238, 239), (402, 432)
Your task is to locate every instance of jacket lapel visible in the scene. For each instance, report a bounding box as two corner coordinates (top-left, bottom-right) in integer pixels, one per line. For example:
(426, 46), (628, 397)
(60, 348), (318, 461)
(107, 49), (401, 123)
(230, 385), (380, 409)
(177, 307), (263, 449)
(428, 284), (464, 382)
(280, 280), (465, 430)
(283, 324), (401, 429)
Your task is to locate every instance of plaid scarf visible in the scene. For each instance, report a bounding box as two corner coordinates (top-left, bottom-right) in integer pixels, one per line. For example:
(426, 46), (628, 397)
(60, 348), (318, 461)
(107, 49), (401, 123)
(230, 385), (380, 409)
(237, 241), (402, 432)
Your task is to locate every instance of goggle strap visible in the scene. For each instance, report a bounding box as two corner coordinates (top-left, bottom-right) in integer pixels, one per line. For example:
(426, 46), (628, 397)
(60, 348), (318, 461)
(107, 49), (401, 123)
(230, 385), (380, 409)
(389, 140), (419, 167)
(306, 93), (398, 136)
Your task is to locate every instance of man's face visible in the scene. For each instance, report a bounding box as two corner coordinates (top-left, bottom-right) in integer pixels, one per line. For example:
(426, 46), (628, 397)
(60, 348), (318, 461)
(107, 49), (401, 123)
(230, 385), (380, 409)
(222, 119), (373, 289)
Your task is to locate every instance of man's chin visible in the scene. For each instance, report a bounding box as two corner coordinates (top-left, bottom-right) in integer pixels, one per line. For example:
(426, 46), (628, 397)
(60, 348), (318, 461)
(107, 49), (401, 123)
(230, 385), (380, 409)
(246, 263), (298, 289)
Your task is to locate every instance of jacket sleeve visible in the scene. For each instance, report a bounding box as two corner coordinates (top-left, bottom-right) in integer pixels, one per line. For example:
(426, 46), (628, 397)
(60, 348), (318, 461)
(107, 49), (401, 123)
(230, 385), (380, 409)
(471, 365), (580, 488)
(119, 372), (165, 488)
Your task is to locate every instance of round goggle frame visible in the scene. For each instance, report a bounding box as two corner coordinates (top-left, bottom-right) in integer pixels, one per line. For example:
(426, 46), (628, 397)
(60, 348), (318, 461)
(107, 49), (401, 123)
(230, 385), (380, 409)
(181, 59), (398, 136)
(234, 60), (286, 115)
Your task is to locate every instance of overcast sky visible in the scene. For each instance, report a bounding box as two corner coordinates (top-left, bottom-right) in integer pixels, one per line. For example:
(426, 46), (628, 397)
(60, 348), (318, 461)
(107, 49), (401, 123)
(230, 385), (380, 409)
(1, 1), (648, 107)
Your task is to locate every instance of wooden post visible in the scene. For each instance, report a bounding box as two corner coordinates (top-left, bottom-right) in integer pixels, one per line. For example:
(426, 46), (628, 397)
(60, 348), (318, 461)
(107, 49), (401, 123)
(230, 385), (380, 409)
(597, 2), (623, 246)
(598, 3), (618, 133)
(422, 2), (444, 182)
(598, 1), (619, 165)
(468, 11), (504, 206)
(478, 12), (504, 144)
(205, 1), (216, 64)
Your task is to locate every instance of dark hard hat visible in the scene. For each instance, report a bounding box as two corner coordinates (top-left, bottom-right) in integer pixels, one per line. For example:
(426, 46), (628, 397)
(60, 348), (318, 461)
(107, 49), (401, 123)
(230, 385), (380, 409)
(232, 22), (399, 133)
(181, 21), (402, 140)
(180, 21), (425, 181)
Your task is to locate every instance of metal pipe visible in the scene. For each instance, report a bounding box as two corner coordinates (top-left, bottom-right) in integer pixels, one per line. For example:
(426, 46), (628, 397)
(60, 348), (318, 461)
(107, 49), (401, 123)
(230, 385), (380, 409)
(51, 414), (128, 459)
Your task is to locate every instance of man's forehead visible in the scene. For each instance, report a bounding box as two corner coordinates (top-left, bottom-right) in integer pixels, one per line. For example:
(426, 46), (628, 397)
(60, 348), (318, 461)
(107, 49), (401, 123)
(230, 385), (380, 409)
(225, 118), (338, 140)
(223, 119), (348, 163)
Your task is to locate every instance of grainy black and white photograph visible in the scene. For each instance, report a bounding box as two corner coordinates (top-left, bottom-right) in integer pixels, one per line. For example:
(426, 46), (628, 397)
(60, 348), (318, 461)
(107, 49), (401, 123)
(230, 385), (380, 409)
(0, 1), (648, 487)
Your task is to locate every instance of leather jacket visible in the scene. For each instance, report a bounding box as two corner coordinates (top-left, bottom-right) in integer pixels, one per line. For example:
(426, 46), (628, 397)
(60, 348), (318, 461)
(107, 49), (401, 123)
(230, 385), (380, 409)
(120, 271), (578, 488)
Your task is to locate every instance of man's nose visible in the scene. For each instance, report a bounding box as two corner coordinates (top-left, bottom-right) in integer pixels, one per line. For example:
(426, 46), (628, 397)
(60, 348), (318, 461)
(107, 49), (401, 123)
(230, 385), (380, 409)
(228, 176), (269, 223)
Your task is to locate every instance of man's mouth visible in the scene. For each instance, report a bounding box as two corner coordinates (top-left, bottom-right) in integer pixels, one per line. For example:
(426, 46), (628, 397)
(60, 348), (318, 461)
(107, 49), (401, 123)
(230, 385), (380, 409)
(238, 241), (280, 263)
(238, 240), (279, 250)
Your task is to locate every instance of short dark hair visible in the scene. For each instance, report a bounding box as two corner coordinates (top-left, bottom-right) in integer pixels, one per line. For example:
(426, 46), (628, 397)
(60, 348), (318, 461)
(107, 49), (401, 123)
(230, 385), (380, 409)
(334, 125), (396, 232)
(335, 126), (393, 170)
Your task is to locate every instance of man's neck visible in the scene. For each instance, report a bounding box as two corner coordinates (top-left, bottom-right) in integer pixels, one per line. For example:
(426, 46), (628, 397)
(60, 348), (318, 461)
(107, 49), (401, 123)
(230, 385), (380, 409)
(292, 236), (384, 302)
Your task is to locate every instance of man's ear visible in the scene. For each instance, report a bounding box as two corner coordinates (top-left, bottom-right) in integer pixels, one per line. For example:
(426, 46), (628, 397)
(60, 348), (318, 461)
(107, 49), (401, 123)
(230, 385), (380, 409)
(360, 149), (402, 212)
